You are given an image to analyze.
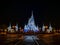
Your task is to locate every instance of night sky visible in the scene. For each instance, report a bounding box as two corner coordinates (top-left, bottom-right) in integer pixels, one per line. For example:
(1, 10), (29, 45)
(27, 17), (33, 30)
(0, 1), (60, 28)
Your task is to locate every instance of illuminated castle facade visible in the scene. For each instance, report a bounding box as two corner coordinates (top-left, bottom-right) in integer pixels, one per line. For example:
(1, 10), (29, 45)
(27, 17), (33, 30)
(7, 11), (53, 33)
(8, 23), (18, 32)
(24, 11), (39, 32)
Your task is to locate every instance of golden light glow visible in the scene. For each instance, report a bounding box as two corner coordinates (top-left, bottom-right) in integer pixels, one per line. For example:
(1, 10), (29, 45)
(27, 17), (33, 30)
(12, 26), (15, 28)
(45, 26), (48, 28)
(19, 27), (21, 30)
(5, 29), (7, 32)
(10, 29), (15, 33)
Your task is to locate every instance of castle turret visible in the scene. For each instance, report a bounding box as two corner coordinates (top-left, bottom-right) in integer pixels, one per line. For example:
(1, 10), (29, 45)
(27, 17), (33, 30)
(24, 11), (39, 32)
(8, 23), (11, 31)
(42, 24), (45, 31)
(16, 23), (18, 31)
(49, 24), (52, 31)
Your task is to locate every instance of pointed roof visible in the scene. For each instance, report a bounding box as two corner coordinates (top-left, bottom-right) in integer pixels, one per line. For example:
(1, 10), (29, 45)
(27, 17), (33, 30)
(49, 23), (52, 27)
(30, 11), (34, 20)
(42, 24), (44, 26)
(42, 24), (45, 28)
(28, 11), (35, 24)
(16, 23), (18, 26)
(9, 22), (11, 27)
(31, 11), (34, 18)
(49, 23), (52, 28)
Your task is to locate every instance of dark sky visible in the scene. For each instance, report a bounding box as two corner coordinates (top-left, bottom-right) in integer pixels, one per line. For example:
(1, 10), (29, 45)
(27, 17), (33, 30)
(0, 1), (59, 28)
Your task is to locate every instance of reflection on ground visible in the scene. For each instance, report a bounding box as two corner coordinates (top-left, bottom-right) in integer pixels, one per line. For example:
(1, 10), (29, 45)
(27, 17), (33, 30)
(0, 33), (60, 45)
(24, 35), (39, 42)
(23, 35), (39, 45)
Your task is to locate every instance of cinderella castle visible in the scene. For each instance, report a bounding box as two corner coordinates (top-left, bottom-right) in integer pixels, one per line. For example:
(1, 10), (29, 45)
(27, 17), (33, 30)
(7, 11), (53, 33)
(24, 11), (39, 32)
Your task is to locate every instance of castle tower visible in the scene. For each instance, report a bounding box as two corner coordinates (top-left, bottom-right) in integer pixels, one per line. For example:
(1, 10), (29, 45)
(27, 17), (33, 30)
(42, 24), (45, 31)
(24, 11), (39, 32)
(8, 23), (11, 31)
(49, 24), (52, 31)
(16, 23), (18, 31)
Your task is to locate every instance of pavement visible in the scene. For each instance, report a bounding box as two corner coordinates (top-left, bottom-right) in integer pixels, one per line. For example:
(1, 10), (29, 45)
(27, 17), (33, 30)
(16, 35), (46, 45)
(1, 33), (60, 45)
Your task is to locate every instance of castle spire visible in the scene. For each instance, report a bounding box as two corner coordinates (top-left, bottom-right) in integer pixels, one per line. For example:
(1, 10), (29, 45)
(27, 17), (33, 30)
(49, 23), (52, 31)
(8, 23), (11, 31)
(16, 23), (18, 31)
(24, 11), (39, 32)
